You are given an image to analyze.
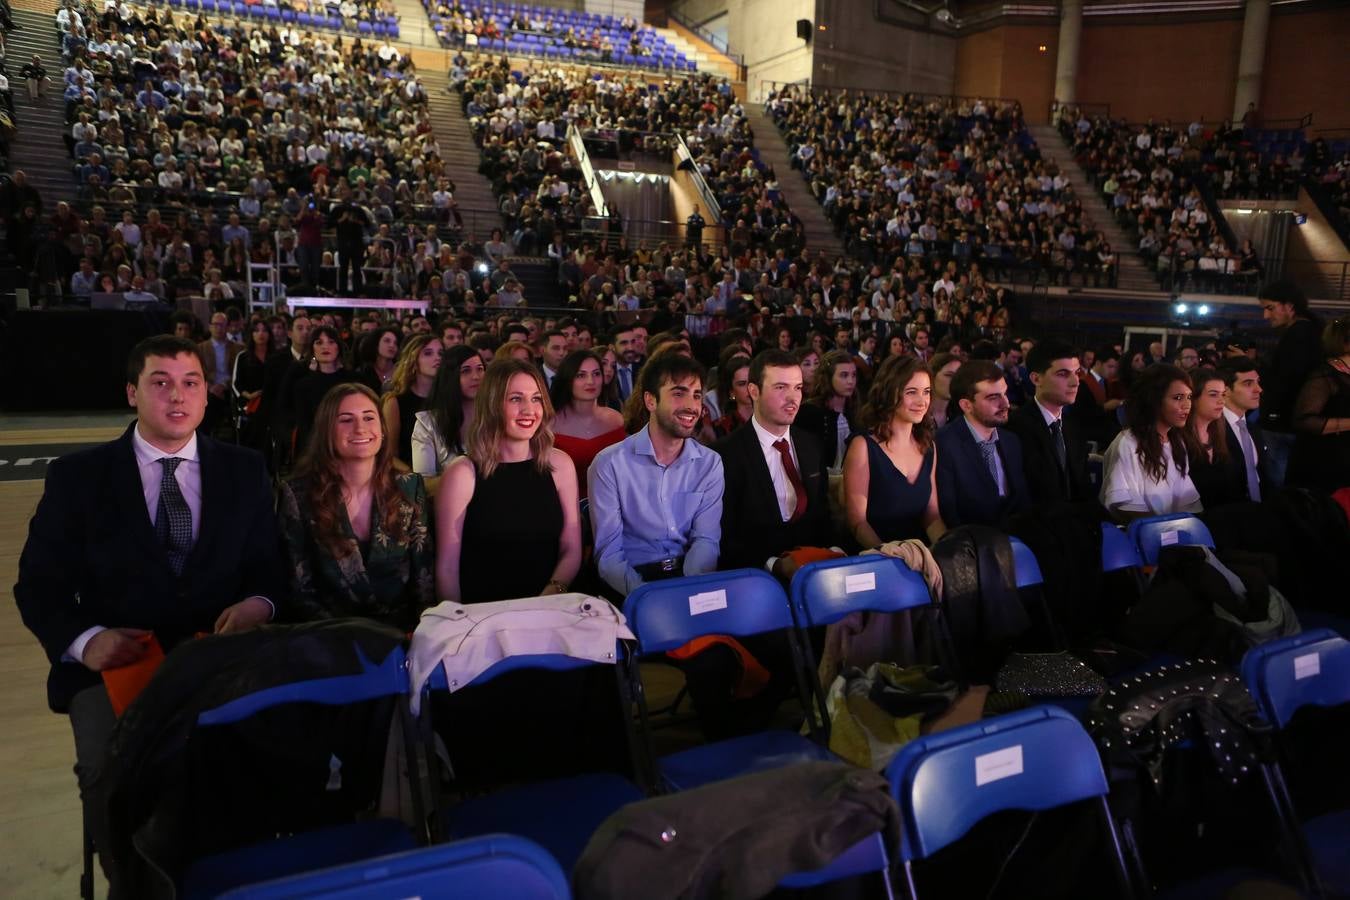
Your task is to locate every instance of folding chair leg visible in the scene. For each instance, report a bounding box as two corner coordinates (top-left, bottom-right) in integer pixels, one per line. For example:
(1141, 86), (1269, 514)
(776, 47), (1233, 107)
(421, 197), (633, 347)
(81, 822), (95, 900)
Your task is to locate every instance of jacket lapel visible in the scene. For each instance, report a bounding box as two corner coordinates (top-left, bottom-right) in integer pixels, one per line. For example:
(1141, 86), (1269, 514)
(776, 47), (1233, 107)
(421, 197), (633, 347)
(185, 433), (224, 571)
(112, 425), (162, 561)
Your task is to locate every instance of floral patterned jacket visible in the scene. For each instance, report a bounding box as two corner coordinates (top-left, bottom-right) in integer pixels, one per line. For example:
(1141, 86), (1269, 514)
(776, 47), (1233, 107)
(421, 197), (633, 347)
(278, 472), (435, 631)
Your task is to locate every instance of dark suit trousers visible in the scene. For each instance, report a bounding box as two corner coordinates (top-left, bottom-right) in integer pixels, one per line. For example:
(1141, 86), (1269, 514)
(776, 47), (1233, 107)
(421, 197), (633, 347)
(69, 684), (120, 895)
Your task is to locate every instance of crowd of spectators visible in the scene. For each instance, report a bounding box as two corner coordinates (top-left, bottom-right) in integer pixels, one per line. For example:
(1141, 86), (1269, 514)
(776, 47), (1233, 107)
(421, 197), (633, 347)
(770, 88), (1121, 308)
(426, 0), (691, 72)
(1059, 109), (1263, 294)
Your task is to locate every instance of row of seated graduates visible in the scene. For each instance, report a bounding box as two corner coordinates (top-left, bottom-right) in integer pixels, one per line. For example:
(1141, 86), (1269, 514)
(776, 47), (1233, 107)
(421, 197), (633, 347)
(769, 87), (1119, 291)
(1058, 107), (1264, 294)
(61, 0), (442, 225)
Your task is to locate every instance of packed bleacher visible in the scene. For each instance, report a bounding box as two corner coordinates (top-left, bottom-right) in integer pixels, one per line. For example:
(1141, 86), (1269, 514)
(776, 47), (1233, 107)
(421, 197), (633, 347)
(426, 0), (694, 72)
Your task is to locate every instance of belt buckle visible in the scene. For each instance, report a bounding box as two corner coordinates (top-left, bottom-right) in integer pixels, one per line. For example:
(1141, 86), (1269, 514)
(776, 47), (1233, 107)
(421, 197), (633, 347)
(659, 558), (677, 573)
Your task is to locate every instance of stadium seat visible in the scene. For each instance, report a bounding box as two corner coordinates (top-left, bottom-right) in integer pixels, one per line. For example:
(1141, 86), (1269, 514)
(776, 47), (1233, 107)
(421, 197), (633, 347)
(1126, 512), (1214, 566)
(885, 705), (1133, 897)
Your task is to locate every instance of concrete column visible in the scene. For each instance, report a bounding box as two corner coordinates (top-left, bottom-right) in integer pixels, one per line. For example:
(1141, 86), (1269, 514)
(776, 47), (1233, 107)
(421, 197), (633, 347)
(1232, 0), (1271, 124)
(1053, 0), (1082, 107)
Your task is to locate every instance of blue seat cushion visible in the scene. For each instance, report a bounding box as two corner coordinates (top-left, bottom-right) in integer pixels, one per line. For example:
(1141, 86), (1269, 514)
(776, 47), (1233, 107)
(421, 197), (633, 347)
(182, 818), (416, 899)
(443, 772), (643, 874)
(657, 730), (836, 791)
(1306, 809), (1350, 894)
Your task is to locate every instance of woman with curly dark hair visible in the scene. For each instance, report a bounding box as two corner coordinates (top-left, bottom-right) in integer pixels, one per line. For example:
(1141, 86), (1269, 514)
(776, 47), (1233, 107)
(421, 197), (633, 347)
(1101, 364), (1201, 521)
(843, 355), (944, 548)
(795, 349), (860, 472)
(277, 382), (435, 630)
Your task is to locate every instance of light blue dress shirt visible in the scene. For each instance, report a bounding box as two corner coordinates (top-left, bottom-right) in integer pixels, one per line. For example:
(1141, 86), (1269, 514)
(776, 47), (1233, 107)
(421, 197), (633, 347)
(588, 425), (724, 596)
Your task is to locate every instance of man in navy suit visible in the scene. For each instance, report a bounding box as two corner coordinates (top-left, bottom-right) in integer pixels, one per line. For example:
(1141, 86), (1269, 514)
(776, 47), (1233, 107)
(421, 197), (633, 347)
(935, 359), (1032, 528)
(15, 335), (285, 892)
(1220, 358), (1269, 502)
(1006, 340), (1095, 506)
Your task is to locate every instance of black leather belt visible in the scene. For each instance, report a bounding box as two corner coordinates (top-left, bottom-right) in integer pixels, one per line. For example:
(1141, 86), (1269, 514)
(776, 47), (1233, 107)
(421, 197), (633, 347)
(633, 556), (686, 581)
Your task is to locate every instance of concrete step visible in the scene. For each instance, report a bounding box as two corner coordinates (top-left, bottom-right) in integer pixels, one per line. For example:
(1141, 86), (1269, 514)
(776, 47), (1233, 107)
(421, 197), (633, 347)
(744, 105), (844, 257)
(417, 65), (503, 233)
(6, 6), (80, 212)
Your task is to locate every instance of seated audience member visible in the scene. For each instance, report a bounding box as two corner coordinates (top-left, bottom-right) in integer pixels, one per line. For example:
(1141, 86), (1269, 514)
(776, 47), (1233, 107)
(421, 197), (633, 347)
(262, 313), (313, 467)
(412, 345), (484, 479)
(539, 329), (569, 389)
(715, 349), (832, 576)
(843, 355), (944, 548)
(233, 319), (274, 451)
(290, 326), (366, 455)
(495, 339), (535, 363)
(277, 384), (435, 630)
(795, 349), (859, 472)
(1006, 341), (1094, 506)
(550, 350), (626, 500)
(1101, 365), (1202, 520)
(1219, 358), (1268, 503)
(198, 311), (244, 432)
(936, 360), (1032, 528)
(929, 351), (962, 428)
(1183, 368), (1244, 509)
(1288, 316), (1350, 493)
(709, 352), (753, 438)
(381, 335), (443, 469)
(598, 345), (623, 411)
(435, 358), (582, 603)
(589, 353), (724, 595)
(15, 336), (284, 889)
(1075, 346), (1124, 449)
(354, 326), (401, 393)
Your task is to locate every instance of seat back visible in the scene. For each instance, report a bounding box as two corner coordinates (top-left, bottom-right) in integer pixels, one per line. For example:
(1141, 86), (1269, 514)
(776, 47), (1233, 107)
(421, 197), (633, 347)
(1126, 513), (1214, 565)
(1101, 525), (1143, 573)
(219, 833), (571, 899)
(789, 555), (932, 628)
(885, 706), (1110, 861)
(625, 568), (794, 653)
(1009, 537), (1043, 588)
(1241, 628), (1350, 729)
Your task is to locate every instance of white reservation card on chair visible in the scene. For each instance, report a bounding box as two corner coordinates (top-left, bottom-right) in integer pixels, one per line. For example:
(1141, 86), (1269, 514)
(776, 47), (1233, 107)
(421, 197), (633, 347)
(974, 745), (1024, 786)
(689, 589), (728, 615)
(844, 572), (876, 594)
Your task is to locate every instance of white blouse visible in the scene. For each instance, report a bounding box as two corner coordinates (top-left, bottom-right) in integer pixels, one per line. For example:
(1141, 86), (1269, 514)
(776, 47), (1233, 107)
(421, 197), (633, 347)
(410, 410), (458, 476)
(1100, 430), (1202, 517)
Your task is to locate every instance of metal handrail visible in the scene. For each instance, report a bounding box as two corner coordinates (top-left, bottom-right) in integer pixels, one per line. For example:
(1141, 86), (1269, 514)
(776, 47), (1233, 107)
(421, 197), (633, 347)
(566, 123), (609, 218)
(674, 132), (722, 223)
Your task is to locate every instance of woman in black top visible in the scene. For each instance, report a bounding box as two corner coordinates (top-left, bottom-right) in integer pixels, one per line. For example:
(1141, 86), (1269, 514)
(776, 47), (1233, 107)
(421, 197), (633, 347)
(233, 319), (273, 451)
(1183, 369), (1242, 508)
(291, 326), (367, 457)
(1289, 318), (1350, 493)
(379, 333), (442, 469)
(796, 349), (860, 471)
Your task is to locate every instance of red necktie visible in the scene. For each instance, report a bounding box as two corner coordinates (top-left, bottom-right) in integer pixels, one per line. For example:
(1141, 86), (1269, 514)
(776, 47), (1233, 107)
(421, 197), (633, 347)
(773, 438), (808, 522)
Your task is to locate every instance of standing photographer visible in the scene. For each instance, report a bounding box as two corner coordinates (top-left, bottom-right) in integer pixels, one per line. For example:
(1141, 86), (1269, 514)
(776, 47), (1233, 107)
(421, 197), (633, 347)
(331, 198), (370, 296)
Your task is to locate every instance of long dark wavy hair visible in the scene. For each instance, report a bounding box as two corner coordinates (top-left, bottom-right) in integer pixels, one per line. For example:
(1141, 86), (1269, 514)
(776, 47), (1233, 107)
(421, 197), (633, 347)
(860, 355), (935, 453)
(1181, 368), (1230, 465)
(1127, 364), (1192, 483)
(294, 382), (410, 560)
(549, 348), (605, 411)
(426, 345), (481, 456)
(807, 349), (860, 418)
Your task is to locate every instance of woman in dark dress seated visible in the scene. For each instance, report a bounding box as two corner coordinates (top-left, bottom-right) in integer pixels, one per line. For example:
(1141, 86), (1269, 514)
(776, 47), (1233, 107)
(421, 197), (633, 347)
(843, 355), (945, 548)
(434, 357), (582, 603)
(278, 383), (435, 631)
(1183, 369), (1244, 509)
(290, 326), (368, 456)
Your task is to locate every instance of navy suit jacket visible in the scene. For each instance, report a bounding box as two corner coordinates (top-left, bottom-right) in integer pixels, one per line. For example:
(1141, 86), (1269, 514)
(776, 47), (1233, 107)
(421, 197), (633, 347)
(1223, 416), (1270, 502)
(14, 424), (286, 711)
(935, 418), (1032, 528)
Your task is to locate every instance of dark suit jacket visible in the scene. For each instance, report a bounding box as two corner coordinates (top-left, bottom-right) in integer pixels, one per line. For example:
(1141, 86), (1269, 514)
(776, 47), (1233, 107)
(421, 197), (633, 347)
(1224, 416), (1269, 501)
(935, 418), (1032, 528)
(714, 422), (832, 571)
(1073, 370), (1120, 449)
(1005, 401), (1093, 506)
(14, 425), (286, 712)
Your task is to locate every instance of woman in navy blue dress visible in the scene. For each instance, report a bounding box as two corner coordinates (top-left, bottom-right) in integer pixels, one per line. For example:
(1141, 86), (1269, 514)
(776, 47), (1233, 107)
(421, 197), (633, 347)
(842, 355), (946, 548)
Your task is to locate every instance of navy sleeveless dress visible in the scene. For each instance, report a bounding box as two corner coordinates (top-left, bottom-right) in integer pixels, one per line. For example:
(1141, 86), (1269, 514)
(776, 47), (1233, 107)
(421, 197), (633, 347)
(861, 434), (934, 543)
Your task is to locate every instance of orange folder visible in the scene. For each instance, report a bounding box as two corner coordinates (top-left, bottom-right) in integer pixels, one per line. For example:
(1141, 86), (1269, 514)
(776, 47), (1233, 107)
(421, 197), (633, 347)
(101, 633), (166, 717)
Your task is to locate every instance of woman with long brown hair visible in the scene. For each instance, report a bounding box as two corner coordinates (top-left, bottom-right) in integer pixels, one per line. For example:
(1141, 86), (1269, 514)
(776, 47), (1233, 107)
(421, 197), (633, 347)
(796, 349), (860, 473)
(843, 355), (944, 547)
(277, 383), (435, 629)
(1182, 369), (1241, 508)
(434, 358), (582, 604)
(1101, 364), (1201, 521)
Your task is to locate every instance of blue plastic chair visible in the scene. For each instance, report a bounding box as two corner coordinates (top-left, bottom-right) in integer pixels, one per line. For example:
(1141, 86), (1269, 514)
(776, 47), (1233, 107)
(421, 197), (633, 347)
(181, 646), (426, 899)
(1008, 537), (1043, 588)
(1126, 513), (1214, 566)
(217, 833), (570, 899)
(420, 632), (644, 875)
(885, 705), (1133, 898)
(1242, 629), (1350, 895)
(1101, 525), (1142, 573)
(626, 569), (832, 791)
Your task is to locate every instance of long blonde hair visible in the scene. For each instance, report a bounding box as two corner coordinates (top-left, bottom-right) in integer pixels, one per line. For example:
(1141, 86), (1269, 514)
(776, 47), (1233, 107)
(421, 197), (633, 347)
(388, 333), (438, 396)
(464, 357), (555, 480)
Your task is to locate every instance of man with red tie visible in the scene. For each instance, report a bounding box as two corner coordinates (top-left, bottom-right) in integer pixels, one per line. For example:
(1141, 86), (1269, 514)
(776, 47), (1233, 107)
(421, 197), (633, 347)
(714, 349), (833, 581)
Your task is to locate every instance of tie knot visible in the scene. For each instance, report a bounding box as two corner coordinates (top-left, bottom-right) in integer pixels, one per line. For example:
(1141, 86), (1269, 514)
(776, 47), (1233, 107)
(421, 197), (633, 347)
(773, 438), (790, 452)
(160, 457), (182, 476)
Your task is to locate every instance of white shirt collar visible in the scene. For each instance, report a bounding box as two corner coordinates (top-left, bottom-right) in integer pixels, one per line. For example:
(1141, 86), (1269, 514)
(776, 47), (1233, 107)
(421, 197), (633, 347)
(750, 414), (789, 452)
(1035, 398), (1062, 427)
(133, 423), (199, 467)
(1222, 406), (1247, 429)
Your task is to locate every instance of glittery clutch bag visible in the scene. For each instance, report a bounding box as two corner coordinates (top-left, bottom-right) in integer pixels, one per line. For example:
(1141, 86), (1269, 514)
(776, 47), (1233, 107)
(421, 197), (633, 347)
(995, 651), (1108, 698)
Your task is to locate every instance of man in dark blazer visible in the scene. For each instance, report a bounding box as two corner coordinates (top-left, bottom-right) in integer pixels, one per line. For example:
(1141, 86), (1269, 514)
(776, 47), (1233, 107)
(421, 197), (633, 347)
(936, 359), (1032, 528)
(15, 335), (286, 890)
(1006, 341), (1095, 506)
(1073, 345), (1124, 451)
(715, 349), (833, 581)
(259, 311), (312, 469)
(1220, 358), (1270, 502)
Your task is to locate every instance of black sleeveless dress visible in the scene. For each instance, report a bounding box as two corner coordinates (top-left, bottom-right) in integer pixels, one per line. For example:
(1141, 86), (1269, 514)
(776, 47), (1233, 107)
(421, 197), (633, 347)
(459, 459), (563, 603)
(394, 391), (428, 466)
(861, 434), (935, 544)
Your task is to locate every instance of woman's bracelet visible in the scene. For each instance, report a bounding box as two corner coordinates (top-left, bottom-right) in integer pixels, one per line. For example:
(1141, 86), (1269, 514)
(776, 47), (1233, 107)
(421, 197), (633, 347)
(546, 579), (569, 594)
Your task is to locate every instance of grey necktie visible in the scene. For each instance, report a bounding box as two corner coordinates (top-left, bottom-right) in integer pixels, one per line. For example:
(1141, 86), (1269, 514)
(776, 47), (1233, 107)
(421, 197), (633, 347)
(977, 437), (1007, 497)
(155, 457), (193, 575)
(617, 366), (633, 401)
(1236, 418), (1262, 502)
